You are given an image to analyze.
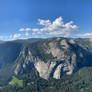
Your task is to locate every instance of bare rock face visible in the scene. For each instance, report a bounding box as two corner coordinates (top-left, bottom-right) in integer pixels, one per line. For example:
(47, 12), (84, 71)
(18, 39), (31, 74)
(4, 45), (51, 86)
(14, 64), (21, 75)
(69, 39), (75, 44)
(35, 61), (49, 79)
(34, 61), (56, 79)
(60, 39), (69, 49)
(53, 64), (62, 79)
(34, 55), (77, 79)
(14, 37), (92, 80)
(47, 42), (63, 59)
(15, 50), (77, 80)
(89, 38), (92, 42)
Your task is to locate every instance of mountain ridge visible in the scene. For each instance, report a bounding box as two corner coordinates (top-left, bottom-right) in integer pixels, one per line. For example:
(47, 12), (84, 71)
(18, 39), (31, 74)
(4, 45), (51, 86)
(13, 37), (92, 80)
(0, 37), (92, 92)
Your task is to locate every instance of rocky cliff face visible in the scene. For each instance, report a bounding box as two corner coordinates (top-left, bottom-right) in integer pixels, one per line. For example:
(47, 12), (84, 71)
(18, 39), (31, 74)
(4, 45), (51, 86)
(14, 37), (92, 80)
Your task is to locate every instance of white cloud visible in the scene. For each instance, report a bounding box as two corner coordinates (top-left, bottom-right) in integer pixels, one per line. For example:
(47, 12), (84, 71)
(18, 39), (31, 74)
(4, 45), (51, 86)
(19, 28), (25, 32)
(19, 28), (31, 32)
(25, 32), (29, 36)
(32, 28), (40, 32)
(76, 33), (92, 38)
(19, 28), (31, 37)
(25, 28), (31, 31)
(13, 34), (22, 39)
(32, 16), (78, 37)
(0, 35), (13, 40)
(0, 17), (78, 40)
(24, 28), (31, 36)
(0, 36), (9, 40)
(38, 19), (51, 26)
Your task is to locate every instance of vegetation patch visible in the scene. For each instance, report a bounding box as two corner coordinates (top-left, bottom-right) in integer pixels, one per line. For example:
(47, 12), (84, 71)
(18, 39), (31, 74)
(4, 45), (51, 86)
(9, 76), (23, 87)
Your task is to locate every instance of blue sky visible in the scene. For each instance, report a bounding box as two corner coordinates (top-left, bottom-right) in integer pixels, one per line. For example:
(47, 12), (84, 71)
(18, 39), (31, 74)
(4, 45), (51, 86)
(0, 0), (92, 40)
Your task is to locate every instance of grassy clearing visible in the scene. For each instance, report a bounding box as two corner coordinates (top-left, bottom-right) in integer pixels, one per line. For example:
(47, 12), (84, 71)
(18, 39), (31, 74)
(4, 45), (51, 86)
(9, 76), (23, 87)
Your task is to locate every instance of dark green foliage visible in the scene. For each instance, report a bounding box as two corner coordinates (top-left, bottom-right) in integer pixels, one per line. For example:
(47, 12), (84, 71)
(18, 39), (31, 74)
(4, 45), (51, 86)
(2, 67), (92, 92)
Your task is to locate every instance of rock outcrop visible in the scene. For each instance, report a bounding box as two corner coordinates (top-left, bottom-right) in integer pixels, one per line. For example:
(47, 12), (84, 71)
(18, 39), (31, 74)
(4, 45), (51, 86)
(14, 37), (92, 80)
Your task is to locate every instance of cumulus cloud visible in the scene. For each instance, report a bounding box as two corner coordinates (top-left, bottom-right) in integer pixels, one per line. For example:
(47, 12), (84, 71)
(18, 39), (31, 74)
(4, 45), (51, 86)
(13, 34), (22, 39)
(32, 28), (40, 32)
(0, 17), (79, 40)
(19, 28), (31, 32)
(19, 28), (25, 32)
(19, 27), (31, 36)
(25, 28), (31, 31)
(25, 32), (29, 36)
(32, 17), (78, 37)
(38, 19), (51, 26)
(76, 33), (92, 38)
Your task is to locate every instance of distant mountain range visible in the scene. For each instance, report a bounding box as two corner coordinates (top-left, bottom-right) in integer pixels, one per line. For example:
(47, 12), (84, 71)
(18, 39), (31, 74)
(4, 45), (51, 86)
(0, 37), (92, 92)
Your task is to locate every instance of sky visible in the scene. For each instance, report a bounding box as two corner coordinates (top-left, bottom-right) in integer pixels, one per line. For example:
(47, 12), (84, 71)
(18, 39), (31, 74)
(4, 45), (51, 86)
(0, 0), (92, 40)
